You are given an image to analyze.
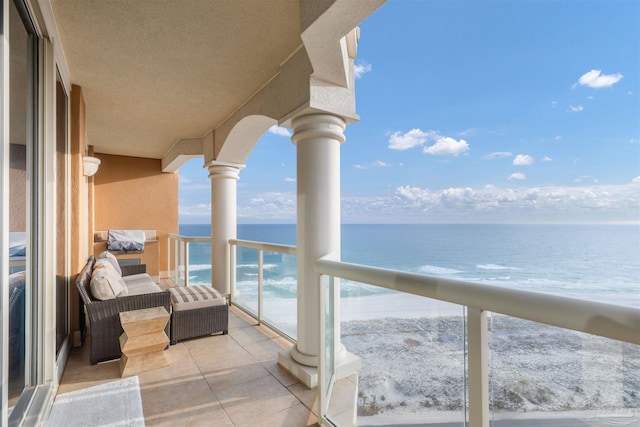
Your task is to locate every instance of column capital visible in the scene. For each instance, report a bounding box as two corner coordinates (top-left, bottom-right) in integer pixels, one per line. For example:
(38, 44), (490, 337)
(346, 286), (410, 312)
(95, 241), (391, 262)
(291, 113), (346, 146)
(205, 160), (245, 180)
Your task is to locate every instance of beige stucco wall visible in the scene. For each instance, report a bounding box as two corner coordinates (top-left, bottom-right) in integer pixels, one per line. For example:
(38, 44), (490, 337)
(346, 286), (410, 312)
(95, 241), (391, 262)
(70, 84), (88, 337)
(93, 154), (178, 276)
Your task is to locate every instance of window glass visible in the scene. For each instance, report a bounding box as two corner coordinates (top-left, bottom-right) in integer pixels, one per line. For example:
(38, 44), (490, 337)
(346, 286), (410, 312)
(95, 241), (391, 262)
(8, 0), (33, 407)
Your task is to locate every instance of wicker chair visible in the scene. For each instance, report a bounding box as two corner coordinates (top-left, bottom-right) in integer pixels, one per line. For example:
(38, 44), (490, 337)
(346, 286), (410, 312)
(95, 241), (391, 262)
(75, 256), (171, 365)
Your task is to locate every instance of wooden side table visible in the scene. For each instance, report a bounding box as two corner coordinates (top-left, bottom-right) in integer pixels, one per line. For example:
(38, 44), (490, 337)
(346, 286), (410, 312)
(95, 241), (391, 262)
(119, 306), (170, 377)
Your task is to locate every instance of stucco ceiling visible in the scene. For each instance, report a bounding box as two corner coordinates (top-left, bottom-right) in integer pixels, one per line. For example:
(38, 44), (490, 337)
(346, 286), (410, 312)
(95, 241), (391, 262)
(51, 0), (302, 159)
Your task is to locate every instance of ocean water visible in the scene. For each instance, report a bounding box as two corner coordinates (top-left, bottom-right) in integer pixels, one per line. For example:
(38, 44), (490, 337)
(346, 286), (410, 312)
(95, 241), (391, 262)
(178, 223), (640, 310)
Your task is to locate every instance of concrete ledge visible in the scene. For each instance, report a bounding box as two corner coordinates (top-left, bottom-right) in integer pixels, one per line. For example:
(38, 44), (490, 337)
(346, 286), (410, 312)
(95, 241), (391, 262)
(277, 348), (362, 389)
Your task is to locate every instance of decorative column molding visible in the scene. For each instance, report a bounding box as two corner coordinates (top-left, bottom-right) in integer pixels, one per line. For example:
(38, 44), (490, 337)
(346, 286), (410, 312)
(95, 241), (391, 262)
(206, 161), (244, 295)
(288, 113), (345, 369)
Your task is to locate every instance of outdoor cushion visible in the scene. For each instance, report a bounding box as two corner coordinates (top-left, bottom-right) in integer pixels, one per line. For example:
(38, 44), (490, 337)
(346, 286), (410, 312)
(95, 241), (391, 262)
(124, 274), (163, 296)
(169, 285), (226, 311)
(98, 251), (122, 276)
(90, 269), (127, 300)
(107, 229), (145, 252)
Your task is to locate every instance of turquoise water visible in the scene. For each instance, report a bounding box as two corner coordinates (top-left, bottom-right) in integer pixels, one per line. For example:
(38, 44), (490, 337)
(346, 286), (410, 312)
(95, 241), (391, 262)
(179, 223), (640, 309)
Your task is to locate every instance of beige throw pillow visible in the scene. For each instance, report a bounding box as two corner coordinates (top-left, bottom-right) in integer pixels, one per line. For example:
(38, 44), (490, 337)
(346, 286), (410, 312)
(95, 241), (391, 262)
(90, 268), (128, 300)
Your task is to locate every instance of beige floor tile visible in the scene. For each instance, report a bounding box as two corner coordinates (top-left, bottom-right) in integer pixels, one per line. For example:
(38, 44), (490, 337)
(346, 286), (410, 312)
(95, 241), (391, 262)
(216, 374), (300, 426)
(230, 324), (274, 346)
(243, 336), (293, 363)
(288, 382), (319, 414)
(57, 360), (121, 394)
(54, 308), (320, 426)
(262, 360), (300, 388)
(204, 361), (271, 391)
(234, 402), (319, 427)
(140, 375), (223, 423)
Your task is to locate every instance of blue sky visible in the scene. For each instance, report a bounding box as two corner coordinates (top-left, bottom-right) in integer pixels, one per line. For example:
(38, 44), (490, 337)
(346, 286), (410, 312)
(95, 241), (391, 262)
(179, 0), (640, 224)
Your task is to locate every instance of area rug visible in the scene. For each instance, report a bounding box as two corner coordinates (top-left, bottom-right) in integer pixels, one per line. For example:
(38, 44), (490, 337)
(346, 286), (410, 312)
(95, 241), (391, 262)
(46, 376), (144, 426)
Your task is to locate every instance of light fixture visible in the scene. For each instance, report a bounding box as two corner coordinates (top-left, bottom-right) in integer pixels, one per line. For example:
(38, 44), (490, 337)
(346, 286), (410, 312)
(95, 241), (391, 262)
(83, 155), (101, 177)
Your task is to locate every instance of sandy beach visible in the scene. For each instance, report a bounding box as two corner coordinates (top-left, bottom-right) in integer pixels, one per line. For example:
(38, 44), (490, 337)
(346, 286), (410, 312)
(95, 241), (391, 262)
(342, 314), (640, 422)
(235, 292), (639, 422)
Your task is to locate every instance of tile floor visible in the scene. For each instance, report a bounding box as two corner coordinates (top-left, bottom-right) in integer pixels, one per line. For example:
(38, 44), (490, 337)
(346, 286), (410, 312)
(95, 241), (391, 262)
(55, 306), (321, 426)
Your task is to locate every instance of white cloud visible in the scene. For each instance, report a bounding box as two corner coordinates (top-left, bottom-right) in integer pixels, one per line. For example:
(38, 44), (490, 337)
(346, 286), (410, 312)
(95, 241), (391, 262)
(354, 62), (372, 79)
(508, 173), (526, 180)
(458, 128), (478, 137)
(483, 151), (512, 160)
(574, 175), (592, 183)
(239, 192), (296, 221)
(383, 183), (640, 223)
(632, 176), (640, 183)
(513, 154), (534, 166)
(424, 136), (469, 156)
(388, 129), (432, 150)
(574, 69), (623, 89)
(354, 160), (392, 170)
(568, 105), (584, 113)
(542, 156), (553, 162)
(551, 101), (558, 108)
(284, 177), (296, 183)
(554, 136), (562, 141)
(388, 129), (468, 156)
(586, 96), (594, 100)
(268, 125), (292, 137)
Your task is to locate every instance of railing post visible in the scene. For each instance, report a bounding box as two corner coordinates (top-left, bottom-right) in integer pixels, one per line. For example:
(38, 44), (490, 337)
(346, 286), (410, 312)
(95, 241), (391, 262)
(258, 249), (263, 324)
(184, 241), (190, 287)
(229, 242), (236, 304)
(167, 236), (172, 282)
(468, 307), (489, 427)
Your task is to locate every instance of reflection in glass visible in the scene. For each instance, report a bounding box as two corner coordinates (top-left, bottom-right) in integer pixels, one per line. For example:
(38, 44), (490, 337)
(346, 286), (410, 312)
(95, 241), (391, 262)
(8, 0), (31, 404)
(56, 76), (69, 354)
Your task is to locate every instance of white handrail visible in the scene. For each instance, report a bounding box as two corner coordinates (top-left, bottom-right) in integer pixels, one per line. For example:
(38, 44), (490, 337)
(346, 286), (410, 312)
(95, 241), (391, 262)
(315, 255), (640, 345)
(229, 239), (296, 255)
(167, 233), (210, 243)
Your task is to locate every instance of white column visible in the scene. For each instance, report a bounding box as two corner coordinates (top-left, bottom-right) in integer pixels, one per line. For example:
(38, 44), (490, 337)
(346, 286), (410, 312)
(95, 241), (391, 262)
(207, 161), (243, 295)
(290, 113), (345, 367)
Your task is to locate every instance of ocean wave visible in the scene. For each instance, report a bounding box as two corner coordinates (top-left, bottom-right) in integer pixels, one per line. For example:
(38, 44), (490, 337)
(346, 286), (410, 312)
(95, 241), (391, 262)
(186, 264), (212, 272)
(416, 265), (463, 275)
(476, 263), (521, 271)
(237, 263), (279, 270)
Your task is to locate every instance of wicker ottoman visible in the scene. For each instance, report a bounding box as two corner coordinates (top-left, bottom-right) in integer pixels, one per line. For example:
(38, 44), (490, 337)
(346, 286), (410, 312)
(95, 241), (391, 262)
(168, 285), (228, 344)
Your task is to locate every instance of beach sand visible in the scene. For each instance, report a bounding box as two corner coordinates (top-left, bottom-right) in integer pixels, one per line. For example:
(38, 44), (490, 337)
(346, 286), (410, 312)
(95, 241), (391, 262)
(342, 314), (640, 422)
(235, 293), (640, 423)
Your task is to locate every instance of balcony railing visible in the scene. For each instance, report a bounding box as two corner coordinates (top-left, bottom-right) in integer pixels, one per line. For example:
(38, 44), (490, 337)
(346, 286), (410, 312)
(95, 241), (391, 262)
(315, 254), (640, 427)
(229, 239), (297, 340)
(167, 233), (211, 287)
(168, 234), (639, 426)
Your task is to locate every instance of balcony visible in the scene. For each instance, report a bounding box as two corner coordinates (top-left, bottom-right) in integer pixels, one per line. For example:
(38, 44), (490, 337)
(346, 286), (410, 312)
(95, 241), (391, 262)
(53, 235), (639, 427)
(55, 306), (321, 426)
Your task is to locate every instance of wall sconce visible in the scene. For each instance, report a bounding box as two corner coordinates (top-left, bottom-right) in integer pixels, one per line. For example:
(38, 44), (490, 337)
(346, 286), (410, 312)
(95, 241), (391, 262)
(83, 156), (101, 177)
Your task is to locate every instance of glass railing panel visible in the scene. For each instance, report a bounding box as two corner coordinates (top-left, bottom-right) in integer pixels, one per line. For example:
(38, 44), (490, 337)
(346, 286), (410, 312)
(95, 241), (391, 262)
(261, 251), (298, 339)
(489, 315), (640, 425)
(233, 246), (259, 317)
(338, 280), (467, 427)
(187, 240), (212, 286)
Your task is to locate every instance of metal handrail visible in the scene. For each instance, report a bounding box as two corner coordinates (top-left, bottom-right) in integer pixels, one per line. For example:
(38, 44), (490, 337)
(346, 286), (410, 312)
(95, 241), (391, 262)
(315, 253), (640, 427)
(315, 256), (640, 345)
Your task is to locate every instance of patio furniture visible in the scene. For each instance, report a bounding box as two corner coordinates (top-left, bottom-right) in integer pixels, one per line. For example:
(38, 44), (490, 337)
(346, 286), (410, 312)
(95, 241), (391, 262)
(119, 306), (170, 377)
(168, 285), (228, 344)
(75, 255), (171, 365)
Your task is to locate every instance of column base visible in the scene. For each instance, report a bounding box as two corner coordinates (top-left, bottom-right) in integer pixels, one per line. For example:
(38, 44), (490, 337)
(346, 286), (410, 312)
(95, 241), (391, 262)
(277, 348), (361, 389)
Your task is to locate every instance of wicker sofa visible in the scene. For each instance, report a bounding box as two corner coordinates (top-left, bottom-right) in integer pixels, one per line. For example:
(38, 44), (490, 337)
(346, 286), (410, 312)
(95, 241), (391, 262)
(75, 255), (170, 365)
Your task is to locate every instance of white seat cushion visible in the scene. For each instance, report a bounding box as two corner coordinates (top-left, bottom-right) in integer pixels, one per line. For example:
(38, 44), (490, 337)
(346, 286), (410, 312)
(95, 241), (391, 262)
(123, 274), (163, 296)
(169, 285), (226, 312)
